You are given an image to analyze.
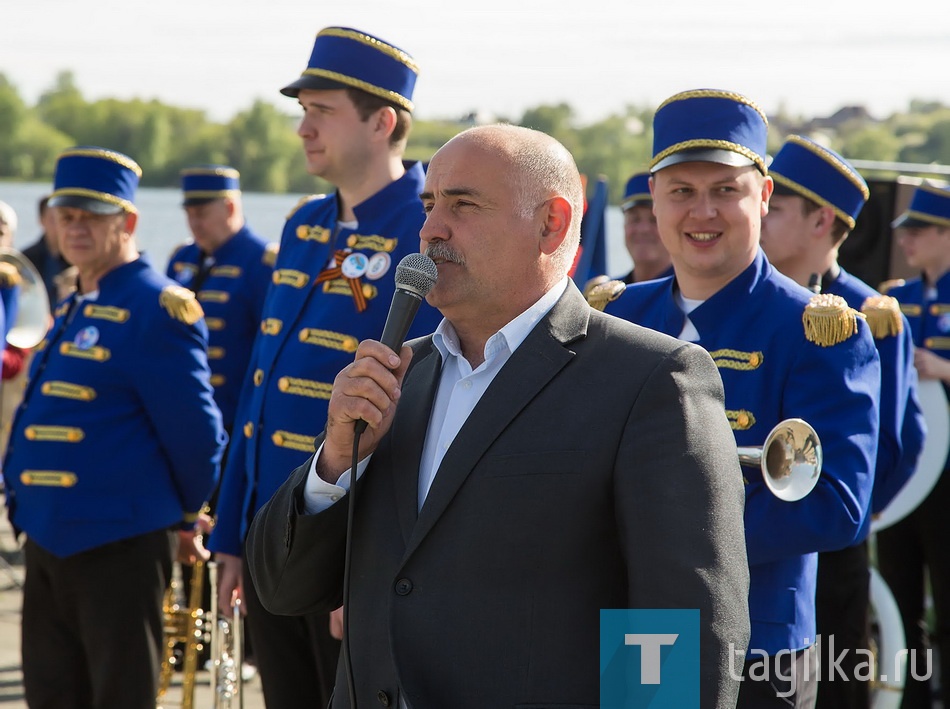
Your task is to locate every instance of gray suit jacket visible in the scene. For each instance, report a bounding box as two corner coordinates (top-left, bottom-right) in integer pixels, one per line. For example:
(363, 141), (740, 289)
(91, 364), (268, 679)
(247, 283), (750, 709)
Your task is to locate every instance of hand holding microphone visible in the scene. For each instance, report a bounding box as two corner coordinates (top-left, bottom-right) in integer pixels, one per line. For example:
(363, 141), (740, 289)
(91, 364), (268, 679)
(321, 254), (439, 476)
(353, 253), (439, 435)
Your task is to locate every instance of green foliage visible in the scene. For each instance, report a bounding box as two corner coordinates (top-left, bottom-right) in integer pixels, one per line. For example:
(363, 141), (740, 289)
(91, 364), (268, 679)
(2, 71), (950, 205)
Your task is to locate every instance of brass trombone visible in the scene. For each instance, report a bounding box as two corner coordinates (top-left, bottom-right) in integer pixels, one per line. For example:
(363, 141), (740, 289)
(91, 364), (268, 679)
(208, 560), (244, 708)
(738, 418), (822, 501)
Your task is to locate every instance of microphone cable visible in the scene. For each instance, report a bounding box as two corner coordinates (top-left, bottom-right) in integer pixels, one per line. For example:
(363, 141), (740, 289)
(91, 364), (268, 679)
(341, 429), (362, 708)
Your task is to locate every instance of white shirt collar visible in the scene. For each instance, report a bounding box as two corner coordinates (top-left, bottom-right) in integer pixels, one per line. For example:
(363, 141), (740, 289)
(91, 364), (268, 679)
(431, 277), (569, 366)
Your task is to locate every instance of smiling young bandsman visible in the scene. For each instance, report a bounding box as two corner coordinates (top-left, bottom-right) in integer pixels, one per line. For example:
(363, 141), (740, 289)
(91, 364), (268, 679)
(595, 90), (881, 708)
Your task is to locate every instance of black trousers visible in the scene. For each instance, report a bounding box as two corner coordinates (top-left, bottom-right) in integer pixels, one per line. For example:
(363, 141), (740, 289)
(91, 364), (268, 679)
(877, 468), (950, 709)
(815, 541), (871, 708)
(737, 644), (819, 709)
(242, 558), (340, 709)
(21, 529), (173, 709)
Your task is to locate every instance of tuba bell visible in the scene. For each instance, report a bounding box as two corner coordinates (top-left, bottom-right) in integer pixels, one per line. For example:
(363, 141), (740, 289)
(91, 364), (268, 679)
(0, 247), (51, 349)
(872, 379), (950, 532)
(738, 418), (823, 501)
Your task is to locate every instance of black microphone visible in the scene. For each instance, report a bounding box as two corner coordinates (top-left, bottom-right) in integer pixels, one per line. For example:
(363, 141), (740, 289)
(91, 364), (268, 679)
(807, 272), (822, 294)
(353, 253), (438, 435)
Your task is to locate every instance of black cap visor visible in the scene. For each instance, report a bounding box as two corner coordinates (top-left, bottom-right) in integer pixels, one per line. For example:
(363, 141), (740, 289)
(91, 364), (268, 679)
(653, 148), (755, 173)
(280, 74), (351, 98)
(48, 193), (125, 215)
(891, 212), (935, 229)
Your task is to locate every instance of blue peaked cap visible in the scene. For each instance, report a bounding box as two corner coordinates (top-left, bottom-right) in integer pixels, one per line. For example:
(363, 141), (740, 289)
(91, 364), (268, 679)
(769, 136), (869, 230)
(181, 165), (241, 206)
(892, 184), (950, 229)
(621, 172), (652, 210)
(281, 27), (418, 112)
(48, 146), (141, 215)
(651, 89), (769, 174)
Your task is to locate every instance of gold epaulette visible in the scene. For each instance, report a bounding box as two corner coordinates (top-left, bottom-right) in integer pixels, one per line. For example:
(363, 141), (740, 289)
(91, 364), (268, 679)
(877, 278), (905, 295)
(582, 275), (610, 299)
(585, 279), (626, 312)
(159, 285), (204, 325)
(861, 295), (904, 339)
(167, 240), (192, 262)
(0, 261), (23, 288)
(803, 293), (861, 347)
(285, 194), (326, 220)
(263, 242), (279, 267)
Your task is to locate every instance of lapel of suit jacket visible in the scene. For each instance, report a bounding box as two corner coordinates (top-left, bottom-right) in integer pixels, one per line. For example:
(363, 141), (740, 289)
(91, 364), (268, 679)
(402, 283), (590, 560)
(389, 339), (442, 544)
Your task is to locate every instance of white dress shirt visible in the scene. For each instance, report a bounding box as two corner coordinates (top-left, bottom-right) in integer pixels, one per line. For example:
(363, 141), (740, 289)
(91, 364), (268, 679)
(302, 277), (569, 514)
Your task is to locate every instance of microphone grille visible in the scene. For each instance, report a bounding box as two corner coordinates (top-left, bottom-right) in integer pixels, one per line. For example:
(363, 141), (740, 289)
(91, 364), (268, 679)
(395, 253), (438, 296)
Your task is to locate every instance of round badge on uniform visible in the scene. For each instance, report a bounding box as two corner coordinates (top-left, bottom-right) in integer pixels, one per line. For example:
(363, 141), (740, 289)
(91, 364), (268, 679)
(939, 313), (950, 333)
(341, 252), (369, 279)
(74, 326), (100, 350)
(365, 252), (392, 281)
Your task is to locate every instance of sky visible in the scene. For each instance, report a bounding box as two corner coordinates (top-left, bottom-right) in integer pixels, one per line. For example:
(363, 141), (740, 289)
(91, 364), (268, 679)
(2, 0), (948, 126)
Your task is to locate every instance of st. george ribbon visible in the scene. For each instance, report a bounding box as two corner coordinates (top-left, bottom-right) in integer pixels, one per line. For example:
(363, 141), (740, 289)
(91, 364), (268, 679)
(353, 252), (438, 435)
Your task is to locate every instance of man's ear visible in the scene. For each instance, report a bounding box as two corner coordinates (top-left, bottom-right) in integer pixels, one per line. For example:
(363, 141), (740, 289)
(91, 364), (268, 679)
(760, 175), (774, 217)
(373, 106), (398, 142)
(539, 196), (571, 255)
(811, 205), (837, 239)
(123, 211), (138, 235)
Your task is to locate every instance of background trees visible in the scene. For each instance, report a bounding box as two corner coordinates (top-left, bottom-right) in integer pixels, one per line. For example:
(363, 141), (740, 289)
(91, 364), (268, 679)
(1, 70), (948, 203)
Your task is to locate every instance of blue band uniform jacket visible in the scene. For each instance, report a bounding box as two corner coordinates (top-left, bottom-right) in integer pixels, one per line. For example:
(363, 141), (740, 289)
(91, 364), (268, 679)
(822, 268), (925, 527)
(210, 162), (442, 556)
(605, 249), (880, 656)
(889, 270), (950, 472)
(2, 258), (226, 557)
(167, 224), (275, 430)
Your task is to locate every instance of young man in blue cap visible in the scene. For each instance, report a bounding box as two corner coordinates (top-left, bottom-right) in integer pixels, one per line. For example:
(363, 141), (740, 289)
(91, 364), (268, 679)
(167, 165), (275, 441)
(2, 146), (226, 708)
(618, 171), (673, 284)
(761, 135), (925, 708)
(596, 89), (881, 708)
(206, 27), (441, 708)
(877, 183), (950, 708)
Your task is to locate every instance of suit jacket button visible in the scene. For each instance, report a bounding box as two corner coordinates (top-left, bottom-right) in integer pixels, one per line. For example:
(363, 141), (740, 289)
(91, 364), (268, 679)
(394, 578), (413, 596)
(377, 690), (391, 706)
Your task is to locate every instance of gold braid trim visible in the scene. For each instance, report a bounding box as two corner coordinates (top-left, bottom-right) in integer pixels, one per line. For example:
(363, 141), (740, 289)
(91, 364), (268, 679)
(0, 262), (22, 288)
(803, 294), (861, 347)
(301, 68), (415, 112)
(286, 194), (325, 221)
(271, 430), (317, 453)
(784, 135), (870, 198)
(861, 296), (903, 339)
(726, 410), (756, 430)
(584, 278), (626, 311)
(877, 278), (905, 295)
(900, 210), (950, 229)
(651, 139), (766, 174)
(59, 147), (142, 176)
(160, 285), (204, 325)
(180, 166), (240, 178)
(318, 28), (420, 73)
(771, 173), (857, 230)
(709, 349), (764, 370)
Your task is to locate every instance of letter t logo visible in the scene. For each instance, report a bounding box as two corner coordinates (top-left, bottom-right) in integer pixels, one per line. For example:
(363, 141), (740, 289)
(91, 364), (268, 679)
(625, 634), (679, 684)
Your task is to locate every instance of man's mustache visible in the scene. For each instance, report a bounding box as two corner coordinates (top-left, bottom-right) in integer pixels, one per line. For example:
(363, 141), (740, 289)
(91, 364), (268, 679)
(424, 243), (465, 265)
